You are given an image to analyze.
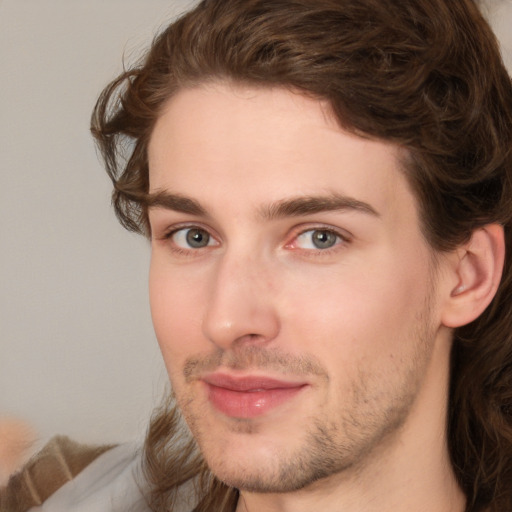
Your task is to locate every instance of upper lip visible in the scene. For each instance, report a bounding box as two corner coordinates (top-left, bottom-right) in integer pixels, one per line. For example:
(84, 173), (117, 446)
(202, 373), (308, 392)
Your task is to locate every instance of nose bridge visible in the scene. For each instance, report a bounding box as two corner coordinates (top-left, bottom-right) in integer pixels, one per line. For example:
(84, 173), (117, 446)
(202, 247), (280, 349)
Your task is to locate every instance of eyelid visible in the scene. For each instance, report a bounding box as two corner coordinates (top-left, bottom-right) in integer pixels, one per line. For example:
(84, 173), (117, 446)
(153, 220), (352, 256)
(156, 223), (221, 254)
(157, 221), (216, 240)
(284, 224), (352, 252)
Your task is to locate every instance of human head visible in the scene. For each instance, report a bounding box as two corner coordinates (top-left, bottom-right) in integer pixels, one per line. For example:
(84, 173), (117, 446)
(91, 0), (512, 510)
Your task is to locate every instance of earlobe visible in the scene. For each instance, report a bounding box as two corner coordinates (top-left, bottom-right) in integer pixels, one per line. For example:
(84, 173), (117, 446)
(441, 224), (505, 328)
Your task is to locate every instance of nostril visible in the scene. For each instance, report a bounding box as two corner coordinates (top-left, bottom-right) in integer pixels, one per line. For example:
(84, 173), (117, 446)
(230, 332), (280, 352)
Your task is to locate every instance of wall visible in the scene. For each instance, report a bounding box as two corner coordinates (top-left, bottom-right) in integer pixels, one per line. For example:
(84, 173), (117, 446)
(0, 0), (196, 449)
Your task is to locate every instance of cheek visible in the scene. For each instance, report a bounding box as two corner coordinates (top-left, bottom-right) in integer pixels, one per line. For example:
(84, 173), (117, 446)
(149, 261), (208, 376)
(282, 250), (433, 366)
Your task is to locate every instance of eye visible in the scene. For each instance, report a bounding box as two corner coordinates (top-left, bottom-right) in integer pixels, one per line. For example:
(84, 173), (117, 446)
(294, 229), (343, 250)
(171, 227), (216, 249)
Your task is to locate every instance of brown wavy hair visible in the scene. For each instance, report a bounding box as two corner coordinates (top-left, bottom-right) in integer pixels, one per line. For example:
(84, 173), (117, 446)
(90, 1), (512, 510)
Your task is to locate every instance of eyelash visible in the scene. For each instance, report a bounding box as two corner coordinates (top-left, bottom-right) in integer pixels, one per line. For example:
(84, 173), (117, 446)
(158, 224), (351, 256)
(159, 224), (218, 255)
(286, 227), (350, 255)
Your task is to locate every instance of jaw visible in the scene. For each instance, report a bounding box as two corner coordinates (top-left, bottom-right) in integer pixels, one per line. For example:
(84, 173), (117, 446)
(175, 329), (461, 512)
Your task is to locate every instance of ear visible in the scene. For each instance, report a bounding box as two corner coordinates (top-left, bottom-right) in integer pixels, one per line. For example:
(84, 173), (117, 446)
(441, 224), (505, 328)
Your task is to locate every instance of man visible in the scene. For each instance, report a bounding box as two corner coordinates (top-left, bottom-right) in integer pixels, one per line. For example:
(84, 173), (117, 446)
(145, 85), (479, 511)
(3, 0), (510, 511)
(89, 0), (512, 511)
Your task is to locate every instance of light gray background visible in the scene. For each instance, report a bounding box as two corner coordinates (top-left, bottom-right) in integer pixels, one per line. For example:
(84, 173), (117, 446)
(0, 0), (197, 450)
(1, 0), (511, 452)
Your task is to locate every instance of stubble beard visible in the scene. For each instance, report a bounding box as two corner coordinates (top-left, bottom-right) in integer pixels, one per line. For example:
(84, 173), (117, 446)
(174, 321), (435, 495)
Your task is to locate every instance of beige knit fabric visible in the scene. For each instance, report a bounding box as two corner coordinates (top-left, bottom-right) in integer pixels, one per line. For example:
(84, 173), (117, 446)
(0, 436), (115, 512)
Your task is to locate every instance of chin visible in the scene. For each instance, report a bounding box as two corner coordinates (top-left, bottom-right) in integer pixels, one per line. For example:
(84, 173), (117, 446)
(205, 446), (349, 494)
(193, 419), (355, 494)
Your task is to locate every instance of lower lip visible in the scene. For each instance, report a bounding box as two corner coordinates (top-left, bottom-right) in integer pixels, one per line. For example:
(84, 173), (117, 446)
(206, 384), (307, 418)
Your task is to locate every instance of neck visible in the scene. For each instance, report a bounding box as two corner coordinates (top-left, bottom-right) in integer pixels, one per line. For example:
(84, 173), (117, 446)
(236, 329), (466, 512)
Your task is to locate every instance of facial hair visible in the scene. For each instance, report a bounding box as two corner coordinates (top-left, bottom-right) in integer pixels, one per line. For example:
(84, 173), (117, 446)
(173, 310), (436, 495)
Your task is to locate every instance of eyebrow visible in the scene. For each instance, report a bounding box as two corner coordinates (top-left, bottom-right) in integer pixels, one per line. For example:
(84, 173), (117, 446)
(146, 191), (380, 219)
(147, 191), (208, 216)
(260, 193), (380, 220)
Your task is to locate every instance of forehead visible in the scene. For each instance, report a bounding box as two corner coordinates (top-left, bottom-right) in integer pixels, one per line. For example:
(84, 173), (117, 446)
(147, 82), (418, 224)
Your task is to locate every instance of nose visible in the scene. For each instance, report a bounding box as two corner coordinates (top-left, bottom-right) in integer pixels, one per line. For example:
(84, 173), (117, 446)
(202, 253), (280, 350)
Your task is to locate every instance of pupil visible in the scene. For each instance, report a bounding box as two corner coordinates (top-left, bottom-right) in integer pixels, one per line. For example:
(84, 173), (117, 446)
(313, 230), (336, 249)
(186, 229), (209, 248)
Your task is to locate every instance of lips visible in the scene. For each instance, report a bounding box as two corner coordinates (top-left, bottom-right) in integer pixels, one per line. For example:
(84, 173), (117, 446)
(202, 373), (308, 418)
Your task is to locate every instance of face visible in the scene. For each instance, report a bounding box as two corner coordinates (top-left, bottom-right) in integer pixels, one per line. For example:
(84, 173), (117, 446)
(147, 83), (449, 493)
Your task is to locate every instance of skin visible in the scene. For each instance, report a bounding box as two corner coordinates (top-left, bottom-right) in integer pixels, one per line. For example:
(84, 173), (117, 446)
(0, 418), (35, 486)
(147, 83), (467, 512)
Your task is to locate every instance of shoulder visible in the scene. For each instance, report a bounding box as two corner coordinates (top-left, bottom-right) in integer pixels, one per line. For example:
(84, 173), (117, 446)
(0, 436), (150, 512)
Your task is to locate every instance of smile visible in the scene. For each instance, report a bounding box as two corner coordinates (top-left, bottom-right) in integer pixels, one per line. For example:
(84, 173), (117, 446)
(202, 374), (309, 418)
